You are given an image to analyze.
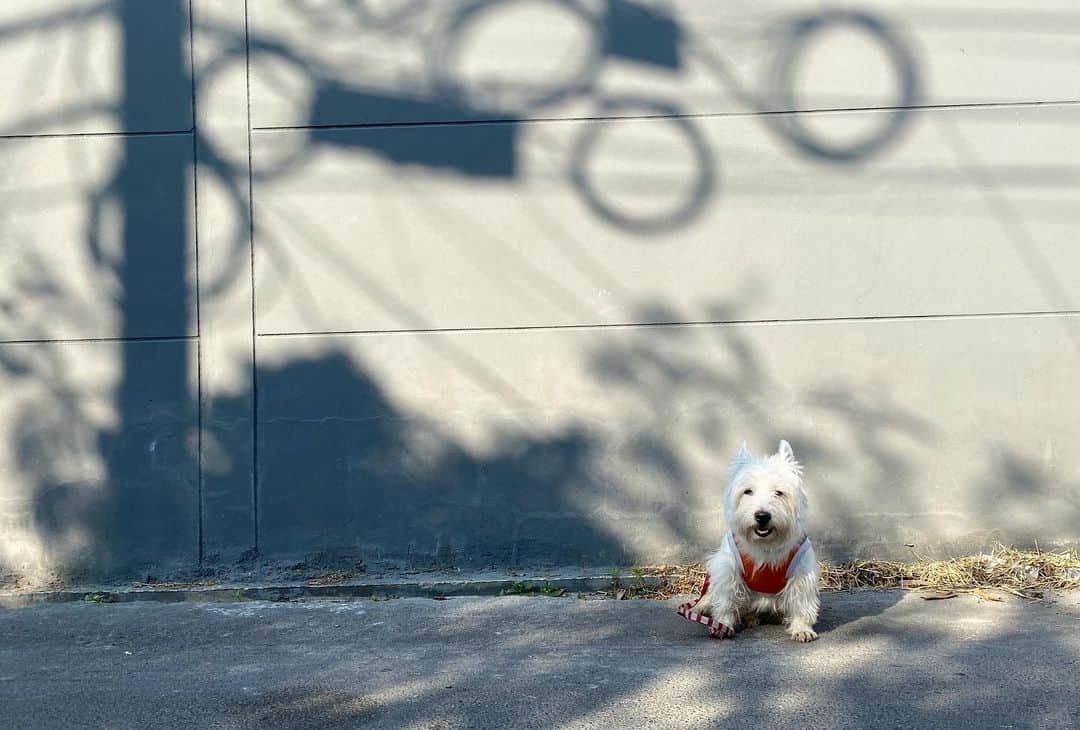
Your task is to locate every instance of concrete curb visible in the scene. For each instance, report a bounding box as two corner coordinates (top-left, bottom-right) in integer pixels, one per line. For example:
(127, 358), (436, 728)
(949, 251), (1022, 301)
(0, 574), (672, 608)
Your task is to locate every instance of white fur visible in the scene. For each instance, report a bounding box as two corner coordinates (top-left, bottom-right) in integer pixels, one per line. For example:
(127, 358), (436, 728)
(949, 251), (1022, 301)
(694, 440), (821, 642)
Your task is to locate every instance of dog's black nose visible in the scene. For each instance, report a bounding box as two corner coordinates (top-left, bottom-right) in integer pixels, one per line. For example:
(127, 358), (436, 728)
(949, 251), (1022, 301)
(753, 510), (772, 526)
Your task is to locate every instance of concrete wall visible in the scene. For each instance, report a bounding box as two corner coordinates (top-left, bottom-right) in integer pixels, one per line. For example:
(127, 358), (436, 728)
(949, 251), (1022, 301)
(1, 0), (1078, 581)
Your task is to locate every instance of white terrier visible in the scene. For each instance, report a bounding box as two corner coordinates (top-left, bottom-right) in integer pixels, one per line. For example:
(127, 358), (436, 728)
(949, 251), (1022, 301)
(679, 440), (820, 642)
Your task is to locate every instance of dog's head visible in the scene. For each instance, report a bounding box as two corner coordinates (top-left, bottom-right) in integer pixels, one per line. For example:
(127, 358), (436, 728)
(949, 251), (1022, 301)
(724, 440), (808, 556)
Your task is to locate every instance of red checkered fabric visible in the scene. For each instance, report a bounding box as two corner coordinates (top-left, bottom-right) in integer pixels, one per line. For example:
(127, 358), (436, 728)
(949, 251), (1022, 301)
(676, 575), (733, 637)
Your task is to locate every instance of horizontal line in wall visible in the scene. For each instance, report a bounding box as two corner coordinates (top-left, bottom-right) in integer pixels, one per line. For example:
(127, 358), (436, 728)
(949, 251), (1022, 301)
(256, 309), (1080, 339)
(0, 128), (195, 142)
(250, 99), (1080, 133)
(0, 334), (197, 346)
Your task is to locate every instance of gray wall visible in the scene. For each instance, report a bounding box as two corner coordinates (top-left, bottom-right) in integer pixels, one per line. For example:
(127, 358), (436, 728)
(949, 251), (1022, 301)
(2, 0), (1078, 582)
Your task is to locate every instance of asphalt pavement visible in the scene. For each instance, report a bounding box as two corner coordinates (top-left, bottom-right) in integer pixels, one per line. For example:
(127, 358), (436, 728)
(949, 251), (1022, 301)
(1, 590), (1078, 728)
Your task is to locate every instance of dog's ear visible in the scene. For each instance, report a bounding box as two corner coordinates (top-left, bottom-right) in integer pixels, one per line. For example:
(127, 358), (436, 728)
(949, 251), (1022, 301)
(777, 440), (795, 462)
(729, 441), (753, 476)
(777, 440), (804, 475)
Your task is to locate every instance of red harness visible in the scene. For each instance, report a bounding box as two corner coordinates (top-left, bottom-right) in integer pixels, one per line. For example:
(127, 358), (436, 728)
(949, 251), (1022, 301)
(740, 539), (805, 594)
(677, 535), (810, 637)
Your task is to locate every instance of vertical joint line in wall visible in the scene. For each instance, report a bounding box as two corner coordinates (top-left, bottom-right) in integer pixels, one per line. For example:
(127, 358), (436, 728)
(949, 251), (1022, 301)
(187, 0), (204, 564)
(244, 0), (260, 552)
(195, 337), (204, 563)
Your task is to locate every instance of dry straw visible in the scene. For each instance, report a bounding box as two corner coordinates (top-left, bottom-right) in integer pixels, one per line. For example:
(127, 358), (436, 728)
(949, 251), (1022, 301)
(621, 545), (1080, 601)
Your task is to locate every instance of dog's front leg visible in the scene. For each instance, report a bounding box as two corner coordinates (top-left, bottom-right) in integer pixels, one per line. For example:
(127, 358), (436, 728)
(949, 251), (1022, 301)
(781, 572), (820, 642)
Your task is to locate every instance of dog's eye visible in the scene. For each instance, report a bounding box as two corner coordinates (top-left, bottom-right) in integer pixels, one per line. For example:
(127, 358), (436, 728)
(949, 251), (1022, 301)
(742, 488), (753, 495)
(775, 490), (784, 497)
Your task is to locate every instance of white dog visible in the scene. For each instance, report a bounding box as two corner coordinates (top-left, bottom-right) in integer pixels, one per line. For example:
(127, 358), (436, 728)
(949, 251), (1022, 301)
(684, 440), (820, 642)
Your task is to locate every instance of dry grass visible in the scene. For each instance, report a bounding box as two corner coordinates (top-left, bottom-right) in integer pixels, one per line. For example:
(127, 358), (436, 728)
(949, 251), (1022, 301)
(615, 546), (1080, 601)
(137, 577), (222, 590)
(305, 570), (355, 586)
(607, 564), (707, 601)
(819, 545), (1080, 599)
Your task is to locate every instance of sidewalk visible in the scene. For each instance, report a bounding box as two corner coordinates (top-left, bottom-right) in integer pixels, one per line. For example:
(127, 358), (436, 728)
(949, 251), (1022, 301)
(2, 590), (1077, 728)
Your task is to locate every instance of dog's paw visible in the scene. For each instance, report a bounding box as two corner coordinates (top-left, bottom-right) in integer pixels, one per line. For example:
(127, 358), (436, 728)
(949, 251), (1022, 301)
(709, 624), (735, 639)
(790, 628), (818, 643)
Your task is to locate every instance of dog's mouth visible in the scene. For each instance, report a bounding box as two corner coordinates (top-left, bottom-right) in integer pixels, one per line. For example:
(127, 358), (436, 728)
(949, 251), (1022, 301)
(753, 526), (775, 538)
